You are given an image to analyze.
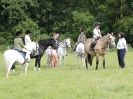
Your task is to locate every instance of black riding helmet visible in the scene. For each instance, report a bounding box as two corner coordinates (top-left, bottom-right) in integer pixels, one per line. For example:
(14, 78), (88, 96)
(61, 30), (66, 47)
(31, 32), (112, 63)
(94, 22), (101, 27)
(16, 31), (22, 36)
(26, 30), (32, 34)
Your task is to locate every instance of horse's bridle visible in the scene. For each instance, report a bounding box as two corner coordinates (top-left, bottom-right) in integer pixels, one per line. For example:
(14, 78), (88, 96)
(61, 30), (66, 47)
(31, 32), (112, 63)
(58, 40), (70, 48)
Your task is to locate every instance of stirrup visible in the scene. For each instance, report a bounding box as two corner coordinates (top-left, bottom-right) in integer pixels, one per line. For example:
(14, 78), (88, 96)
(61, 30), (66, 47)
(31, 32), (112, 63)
(23, 59), (28, 64)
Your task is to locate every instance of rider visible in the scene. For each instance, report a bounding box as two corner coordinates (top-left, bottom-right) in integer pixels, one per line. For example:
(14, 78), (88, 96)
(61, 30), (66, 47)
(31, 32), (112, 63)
(25, 30), (32, 45)
(14, 31), (30, 63)
(74, 28), (86, 51)
(90, 22), (102, 51)
(77, 28), (86, 44)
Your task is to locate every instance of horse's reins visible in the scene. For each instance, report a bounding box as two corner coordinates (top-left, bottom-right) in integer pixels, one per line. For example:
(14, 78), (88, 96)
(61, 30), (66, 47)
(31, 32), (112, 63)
(58, 40), (70, 48)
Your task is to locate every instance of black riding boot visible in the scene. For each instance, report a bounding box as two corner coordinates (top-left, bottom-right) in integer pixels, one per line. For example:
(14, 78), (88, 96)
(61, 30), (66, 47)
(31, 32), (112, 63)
(73, 44), (77, 51)
(90, 41), (97, 51)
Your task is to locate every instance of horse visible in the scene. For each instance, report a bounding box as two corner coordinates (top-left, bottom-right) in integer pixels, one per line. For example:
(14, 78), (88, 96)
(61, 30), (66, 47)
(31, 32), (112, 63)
(75, 42), (85, 68)
(31, 38), (57, 70)
(45, 38), (71, 66)
(57, 38), (71, 66)
(45, 46), (59, 68)
(3, 42), (38, 77)
(85, 34), (115, 69)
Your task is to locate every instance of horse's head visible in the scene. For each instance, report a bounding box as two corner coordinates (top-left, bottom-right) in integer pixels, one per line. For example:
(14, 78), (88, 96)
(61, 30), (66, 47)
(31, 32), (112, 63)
(108, 34), (116, 48)
(64, 38), (71, 48)
(49, 38), (57, 49)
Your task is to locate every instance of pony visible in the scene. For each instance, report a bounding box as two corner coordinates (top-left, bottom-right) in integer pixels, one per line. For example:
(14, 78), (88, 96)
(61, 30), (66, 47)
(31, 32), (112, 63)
(75, 42), (85, 68)
(45, 38), (71, 66)
(31, 38), (57, 70)
(85, 34), (115, 69)
(3, 42), (38, 77)
(46, 46), (59, 68)
(57, 38), (71, 66)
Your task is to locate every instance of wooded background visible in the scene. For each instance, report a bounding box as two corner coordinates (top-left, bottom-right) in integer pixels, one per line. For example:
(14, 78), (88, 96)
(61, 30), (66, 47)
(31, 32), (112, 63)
(0, 0), (132, 47)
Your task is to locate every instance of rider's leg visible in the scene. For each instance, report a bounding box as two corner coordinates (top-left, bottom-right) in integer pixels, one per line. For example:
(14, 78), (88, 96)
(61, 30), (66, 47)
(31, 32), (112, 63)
(22, 49), (31, 62)
(90, 39), (97, 50)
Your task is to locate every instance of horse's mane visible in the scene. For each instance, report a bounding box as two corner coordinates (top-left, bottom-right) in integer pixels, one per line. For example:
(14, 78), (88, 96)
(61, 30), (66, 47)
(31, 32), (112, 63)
(38, 38), (56, 50)
(97, 34), (110, 49)
(38, 38), (54, 46)
(99, 34), (110, 43)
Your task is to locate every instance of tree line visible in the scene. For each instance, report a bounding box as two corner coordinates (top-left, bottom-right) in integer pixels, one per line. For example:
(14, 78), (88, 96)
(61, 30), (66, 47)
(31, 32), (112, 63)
(0, 0), (133, 48)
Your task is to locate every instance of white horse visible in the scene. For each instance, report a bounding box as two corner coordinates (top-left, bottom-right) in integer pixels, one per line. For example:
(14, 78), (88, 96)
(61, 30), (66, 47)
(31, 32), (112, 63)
(45, 38), (71, 66)
(75, 42), (85, 68)
(3, 42), (38, 78)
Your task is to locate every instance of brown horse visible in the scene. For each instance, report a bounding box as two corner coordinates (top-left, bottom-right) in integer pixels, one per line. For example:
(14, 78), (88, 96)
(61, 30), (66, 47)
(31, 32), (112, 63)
(85, 34), (115, 69)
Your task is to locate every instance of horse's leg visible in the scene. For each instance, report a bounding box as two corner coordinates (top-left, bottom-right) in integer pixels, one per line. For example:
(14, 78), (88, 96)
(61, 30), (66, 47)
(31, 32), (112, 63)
(46, 55), (50, 67)
(80, 54), (84, 68)
(59, 56), (62, 66)
(90, 56), (94, 66)
(6, 61), (14, 78)
(34, 58), (38, 70)
(62, 56), (66, 66)
(38, 57), (41, 70)
(36, 56), (41, 70)
(24, 63), (28, 75)
(54, 54), (58, 67)
(11, 64), (15, 72)
(96, 54), (99, 70)
(82, 55), (85, 68)
(51, 56), (54, 68)
(85, 54), (88, 69)
(103, 55), (105, 69)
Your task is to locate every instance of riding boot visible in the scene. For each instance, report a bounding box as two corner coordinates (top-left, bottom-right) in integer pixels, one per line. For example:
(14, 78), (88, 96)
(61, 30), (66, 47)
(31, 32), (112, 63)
(73, 44), (77, 51)
(90, 41), (96, 51)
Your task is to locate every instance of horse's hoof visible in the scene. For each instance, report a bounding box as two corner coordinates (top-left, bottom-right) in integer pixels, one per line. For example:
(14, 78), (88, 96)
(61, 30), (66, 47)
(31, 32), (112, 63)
(38, 68), (40, 70)
(34, 68), (37, 71)
(12, 69), (15, 72)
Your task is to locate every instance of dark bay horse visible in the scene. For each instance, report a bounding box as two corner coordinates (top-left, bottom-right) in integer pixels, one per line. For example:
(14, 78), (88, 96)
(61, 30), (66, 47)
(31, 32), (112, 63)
(85, 34), (115, 69)
(12, 38), (57, 70)
(31, 38), (57, 70)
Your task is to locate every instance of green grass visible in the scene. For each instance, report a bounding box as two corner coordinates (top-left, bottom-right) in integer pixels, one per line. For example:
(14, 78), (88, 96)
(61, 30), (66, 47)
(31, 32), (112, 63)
(0, 50), (133, 99)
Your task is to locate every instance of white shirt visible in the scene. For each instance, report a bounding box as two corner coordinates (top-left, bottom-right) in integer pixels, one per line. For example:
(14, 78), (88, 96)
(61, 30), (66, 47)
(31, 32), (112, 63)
(93, 27), (101, 39)
(25, 34), (32, 45)
(117, 38), (128, 51)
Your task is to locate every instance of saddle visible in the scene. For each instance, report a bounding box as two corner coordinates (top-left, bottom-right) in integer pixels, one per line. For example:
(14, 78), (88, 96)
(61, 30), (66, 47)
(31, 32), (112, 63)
(90, 38), (100, 51)
(14, 49), (26, 59)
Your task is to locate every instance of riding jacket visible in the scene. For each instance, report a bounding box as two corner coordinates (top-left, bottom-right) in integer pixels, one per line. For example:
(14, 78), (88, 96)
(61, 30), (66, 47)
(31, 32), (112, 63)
(25, 34), (32, 45)
(93, 27), (101, 40)
(77, 32), (86, 44)
(14, 36), (25, 51)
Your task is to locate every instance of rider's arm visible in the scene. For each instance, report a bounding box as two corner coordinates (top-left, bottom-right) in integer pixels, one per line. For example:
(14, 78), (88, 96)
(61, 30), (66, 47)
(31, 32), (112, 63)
(19, 38), (25, 48)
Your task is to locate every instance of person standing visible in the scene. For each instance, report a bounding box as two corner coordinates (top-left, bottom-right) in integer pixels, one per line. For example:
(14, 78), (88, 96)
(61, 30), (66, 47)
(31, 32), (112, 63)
(25, 30), (32, 45)
(49, 32), (60, 67)
(53, 32), (60, 48)
(90, 22), (102, 50)
(117, 32), (128, 68)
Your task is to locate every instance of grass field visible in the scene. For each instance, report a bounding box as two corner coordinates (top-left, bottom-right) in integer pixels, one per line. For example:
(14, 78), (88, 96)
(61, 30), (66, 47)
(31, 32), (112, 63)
(0, 49), (133, 99)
